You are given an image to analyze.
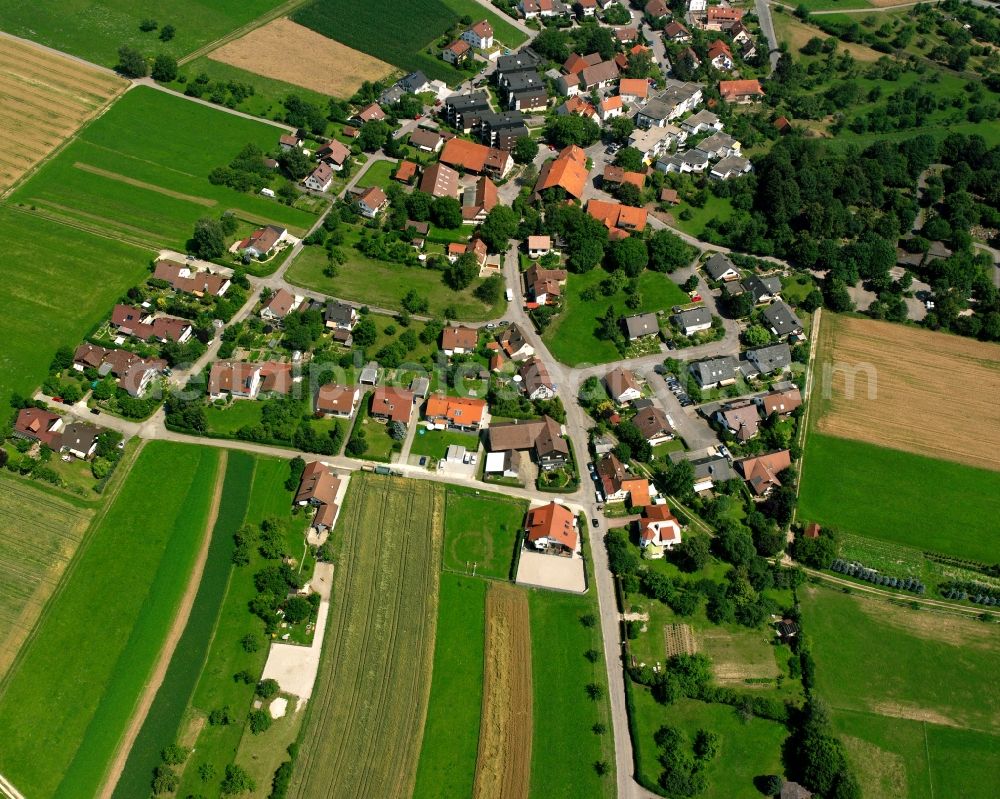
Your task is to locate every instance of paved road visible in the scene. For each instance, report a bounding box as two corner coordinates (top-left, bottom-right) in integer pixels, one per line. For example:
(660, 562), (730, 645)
(756, 0), (782, 74)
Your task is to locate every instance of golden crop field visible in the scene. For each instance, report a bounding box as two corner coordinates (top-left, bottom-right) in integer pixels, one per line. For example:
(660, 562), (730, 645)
(0, 34), (125, 195)
(208, 18), (396, 99)
(473, 583), (532, 799)
(0, 474), (94, 680)
(813, 314), (1000, 472)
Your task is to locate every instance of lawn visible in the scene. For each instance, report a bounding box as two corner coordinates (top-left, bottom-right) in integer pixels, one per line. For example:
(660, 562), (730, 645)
(0, 209), (149, 411)
(0, 442), (220, 799)
(9, 86), (317, 249)
(630, 691), (789, 797)
(441, 486), (528, 580)
(527, 586), (615, 799)
(285, 236), (505, 320)
(410, 428), (480, 461)
(0, 475), (94, 680)
(204, 398), (267, 435)
(348, 392), (400, 462)
(354, 158), (398, 191)
(0, 0), (288, 66)
(543, 268), (689, 366)
(112, 451), (254, 799)
(798, 433), (1000, 563)
(800, 584), (1000, 733)
(833, 708), (1000, 799)
(412, 574), (487, 799)
(664, 194), (734, 240)
(288, 474), (443, 798)
(173, 455), (301, 798)
(292, 0), (525, 85)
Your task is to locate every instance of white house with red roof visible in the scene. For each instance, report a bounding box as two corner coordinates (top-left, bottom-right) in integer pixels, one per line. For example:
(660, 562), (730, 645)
(639, 504), (682, 556)
(461, 20), (494, 49)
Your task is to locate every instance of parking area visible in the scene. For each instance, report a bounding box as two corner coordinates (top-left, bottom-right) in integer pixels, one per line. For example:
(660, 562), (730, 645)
(515, 550), (587, 593)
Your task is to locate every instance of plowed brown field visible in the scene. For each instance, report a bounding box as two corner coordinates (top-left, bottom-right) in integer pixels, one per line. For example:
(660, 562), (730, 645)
(814, 315), (1000, 471)
(0, 35), (124, 195)
(473, 584), (532, 799)
(208, 18), (395, 99)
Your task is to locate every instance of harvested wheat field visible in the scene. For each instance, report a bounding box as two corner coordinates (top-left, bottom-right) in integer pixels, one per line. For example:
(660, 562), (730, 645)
(208, 18), (396, 99)
(0, 33), (125, 194)
(814, 314), (1000, 471)
(473, 583), (532, 799)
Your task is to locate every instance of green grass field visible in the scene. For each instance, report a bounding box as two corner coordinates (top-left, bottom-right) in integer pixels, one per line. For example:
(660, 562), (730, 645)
(833, 708), (1000, 799)
(543, 268), (689, 366)
(113, 451), (253, 799)
(412, 574), (487, 799)
(292, 0), (525, 85)
(174, 454), (300, 798)
(10, 86), (317, 249)
(800, 584), (1000, 733)
(409, 428), (480, 461)
(527, 587), (615, 798)
(0, 208), (149, 410)
(441, 486), (527, 580)
(798, 433), (1000, 562)
(0, 442), (220, 799)
(354, 159), (398, 191)
(0, 0), (287, 67)
(204, 398), (268, 435)
(665, 194), (734, 240)
(285, 236), (504, 320)
(288, 474), (442, 798)
(630, 691), (788, 797)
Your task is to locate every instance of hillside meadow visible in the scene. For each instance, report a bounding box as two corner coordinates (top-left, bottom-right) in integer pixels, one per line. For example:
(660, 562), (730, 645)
(9, 86), (317, 249)
(0, 442), (220, 799)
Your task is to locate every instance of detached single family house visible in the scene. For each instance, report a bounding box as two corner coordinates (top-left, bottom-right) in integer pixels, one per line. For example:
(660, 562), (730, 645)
(524, 501), (579, 554)
(639, 504), (682, 555)
(315, 383), (360, 418)
(605, 366), (642, 404)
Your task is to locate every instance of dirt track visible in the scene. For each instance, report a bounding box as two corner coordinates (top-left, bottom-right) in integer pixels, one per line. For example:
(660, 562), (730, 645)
(96, 452), (228, 799)
(473, 584), (532, 799)
(208, 18), (395, 99)
(815, 315), (1000, 472)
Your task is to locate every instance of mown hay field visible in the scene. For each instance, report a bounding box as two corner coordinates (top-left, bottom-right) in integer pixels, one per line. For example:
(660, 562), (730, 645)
(9, 85), (317, 248)
(0, 475), (94, 680)
(0, 34), (125, 194)
(209, 18), (395, 99)
(813, 314), (1000, 472)
(0, 442), (220, 799)
(473, 583), (532, 799)
(289, 474), (443, 799)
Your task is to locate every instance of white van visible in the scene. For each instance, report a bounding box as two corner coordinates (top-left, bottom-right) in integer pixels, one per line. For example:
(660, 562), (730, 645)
(505, 288), (513, 302)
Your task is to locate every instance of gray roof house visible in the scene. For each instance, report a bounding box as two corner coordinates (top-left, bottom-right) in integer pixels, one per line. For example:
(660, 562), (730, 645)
(690, 356), (740, 387)
(763, 301), (803, 339)
(400, 71), (431, 94)
(671, 307), (712, 335)
(624, 312), (660, 340)
(743, 343), (792, 377)
(743, 274), (782, 304)
(703, 252), (739, 281)
(670, 450), (736, 492)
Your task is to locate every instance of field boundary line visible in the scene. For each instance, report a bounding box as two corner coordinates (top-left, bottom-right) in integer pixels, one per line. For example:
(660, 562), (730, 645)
(0, 441), (147, 699)
(0, 772), (25, 799)
(72, 162), (218, 206)
(922, 721), (935, 799)
(178, 0), (314, 66)
(793, 307), (822, 519)
(96, 450), (228, 799)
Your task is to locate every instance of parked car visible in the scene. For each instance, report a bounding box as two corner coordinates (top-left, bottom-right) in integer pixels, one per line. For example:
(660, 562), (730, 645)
(90, 408), (101, 415)
(592, 518), (600, 528)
